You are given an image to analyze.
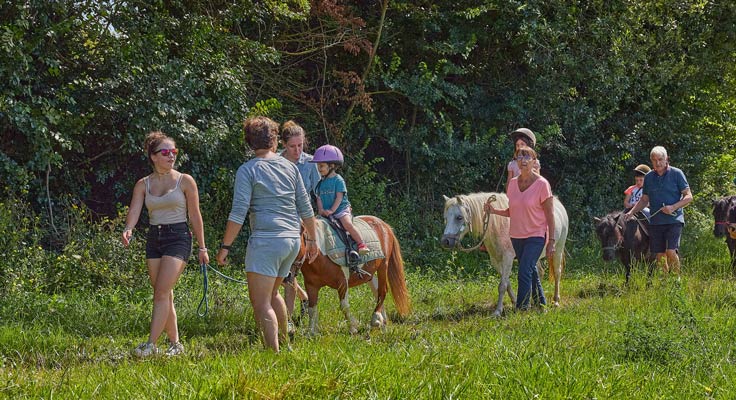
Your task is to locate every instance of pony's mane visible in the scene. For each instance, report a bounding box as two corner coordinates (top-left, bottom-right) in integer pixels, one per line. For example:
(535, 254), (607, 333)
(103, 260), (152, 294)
(603, 210), (624, 220)
(444, 192), (509, 237)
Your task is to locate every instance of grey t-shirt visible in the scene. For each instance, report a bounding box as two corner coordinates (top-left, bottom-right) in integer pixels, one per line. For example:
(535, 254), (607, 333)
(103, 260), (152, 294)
(228, 155), (314, 238)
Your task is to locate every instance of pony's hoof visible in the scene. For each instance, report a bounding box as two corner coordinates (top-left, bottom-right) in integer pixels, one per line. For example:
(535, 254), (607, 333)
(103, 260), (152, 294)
(370, 313), (385, 327)
(492, 310), (502, 318)
(349, 327), (359, 335)
(553, 301), (560, 307)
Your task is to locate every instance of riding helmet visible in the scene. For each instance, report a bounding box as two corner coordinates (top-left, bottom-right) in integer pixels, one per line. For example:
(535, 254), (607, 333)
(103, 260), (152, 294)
(311, 144), (344, 165)
(510, 128), (536, 148)
(633, 164), (651, 176)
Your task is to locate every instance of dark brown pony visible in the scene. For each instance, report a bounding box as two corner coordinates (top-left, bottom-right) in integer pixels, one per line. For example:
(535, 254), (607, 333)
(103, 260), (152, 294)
(712, 196), (736, 271)
(594, 211), (654, 284)
(297, 215), (410, 335)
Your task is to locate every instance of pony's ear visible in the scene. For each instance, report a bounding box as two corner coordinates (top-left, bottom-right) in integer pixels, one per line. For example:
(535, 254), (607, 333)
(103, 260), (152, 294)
(455, 195), (463, 205)
(443, 195), (450, 202)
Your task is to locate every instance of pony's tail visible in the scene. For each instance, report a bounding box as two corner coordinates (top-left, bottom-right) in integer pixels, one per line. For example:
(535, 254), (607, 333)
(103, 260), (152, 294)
(387, 227), (411, 317)
(549, 249), (565, 283)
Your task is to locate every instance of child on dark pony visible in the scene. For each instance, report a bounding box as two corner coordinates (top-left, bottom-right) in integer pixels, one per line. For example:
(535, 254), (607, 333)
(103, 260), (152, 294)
(624, 164), (651, 212)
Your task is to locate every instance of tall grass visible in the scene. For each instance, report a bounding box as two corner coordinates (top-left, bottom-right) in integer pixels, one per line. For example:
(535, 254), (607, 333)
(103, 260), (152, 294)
(3, 259), (736, 398)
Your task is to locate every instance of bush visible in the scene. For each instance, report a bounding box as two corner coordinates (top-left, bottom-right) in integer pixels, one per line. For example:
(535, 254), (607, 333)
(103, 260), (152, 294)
(0, 199), (148, 294)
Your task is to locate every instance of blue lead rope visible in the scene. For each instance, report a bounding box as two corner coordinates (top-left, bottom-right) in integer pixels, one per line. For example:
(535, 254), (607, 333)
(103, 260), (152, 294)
(197, 263), (248, 317)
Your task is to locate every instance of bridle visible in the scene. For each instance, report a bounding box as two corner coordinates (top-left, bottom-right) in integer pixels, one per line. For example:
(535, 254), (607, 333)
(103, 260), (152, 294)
(449, 195), (496, 253)
(601, 214), (626, 252)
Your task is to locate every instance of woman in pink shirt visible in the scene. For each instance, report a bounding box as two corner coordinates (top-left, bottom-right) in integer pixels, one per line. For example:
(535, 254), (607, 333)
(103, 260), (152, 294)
(486, 146), (556, 310)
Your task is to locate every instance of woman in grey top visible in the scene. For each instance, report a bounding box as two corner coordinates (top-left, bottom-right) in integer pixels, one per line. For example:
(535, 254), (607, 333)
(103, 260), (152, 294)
(216, 116), (318, 352)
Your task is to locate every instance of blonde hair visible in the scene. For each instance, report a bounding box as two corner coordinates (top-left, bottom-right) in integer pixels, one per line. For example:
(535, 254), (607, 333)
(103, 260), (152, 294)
(280, 120), (307, 144)
(514, 146), (538, 160)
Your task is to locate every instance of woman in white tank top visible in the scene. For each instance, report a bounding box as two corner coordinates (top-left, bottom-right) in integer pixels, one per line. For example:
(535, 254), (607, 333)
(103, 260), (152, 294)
(121, 131), (208, 357)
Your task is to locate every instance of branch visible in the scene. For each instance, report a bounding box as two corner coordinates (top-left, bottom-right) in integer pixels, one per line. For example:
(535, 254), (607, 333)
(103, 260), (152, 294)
(340, 0), (389, 133)
(46, 160), (58, 235)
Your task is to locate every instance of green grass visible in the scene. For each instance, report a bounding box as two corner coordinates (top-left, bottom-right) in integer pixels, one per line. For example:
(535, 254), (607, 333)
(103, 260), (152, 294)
(2, 234), (736, 399)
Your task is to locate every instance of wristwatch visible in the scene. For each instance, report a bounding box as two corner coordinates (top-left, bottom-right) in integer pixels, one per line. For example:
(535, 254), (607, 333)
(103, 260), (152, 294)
(220, 243), (232, 251)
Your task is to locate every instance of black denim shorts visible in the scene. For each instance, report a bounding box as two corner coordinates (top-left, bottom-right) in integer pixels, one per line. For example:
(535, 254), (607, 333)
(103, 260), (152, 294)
(145, 222), (192, 261)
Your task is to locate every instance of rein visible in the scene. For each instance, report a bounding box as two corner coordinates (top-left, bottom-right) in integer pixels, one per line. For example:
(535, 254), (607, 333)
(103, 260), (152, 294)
(197, 263), (249, 317)
(455, 195), (496, 253)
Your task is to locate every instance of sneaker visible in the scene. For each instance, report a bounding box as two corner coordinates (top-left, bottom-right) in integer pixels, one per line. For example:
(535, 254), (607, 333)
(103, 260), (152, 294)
(165, 341), (185, 356)
(133, 342), (159, 358)
(164, 342), (184, 357)
(357, 243), (370, 255)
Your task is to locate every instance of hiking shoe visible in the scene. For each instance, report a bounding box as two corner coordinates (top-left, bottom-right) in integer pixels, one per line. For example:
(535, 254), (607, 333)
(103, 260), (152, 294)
(357, 243), (370, 255)
(133, 342), (159, 358)
(165, 341), (184, 357)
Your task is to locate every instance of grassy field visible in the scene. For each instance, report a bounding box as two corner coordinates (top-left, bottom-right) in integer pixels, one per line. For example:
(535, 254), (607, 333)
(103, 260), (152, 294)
(2, 234), (736, 399)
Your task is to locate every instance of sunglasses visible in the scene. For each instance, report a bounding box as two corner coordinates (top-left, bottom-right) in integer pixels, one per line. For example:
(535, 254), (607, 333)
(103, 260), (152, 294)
(515, 155), (533, 162)
(153, 148), (179, 156)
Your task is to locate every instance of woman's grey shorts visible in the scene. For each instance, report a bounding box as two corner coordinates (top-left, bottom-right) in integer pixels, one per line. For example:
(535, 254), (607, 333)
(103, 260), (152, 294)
(245, 237), (301, 278)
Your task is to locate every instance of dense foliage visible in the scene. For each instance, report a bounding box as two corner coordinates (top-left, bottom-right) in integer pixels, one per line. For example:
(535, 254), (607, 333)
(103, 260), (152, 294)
(2, 1), (735, 271)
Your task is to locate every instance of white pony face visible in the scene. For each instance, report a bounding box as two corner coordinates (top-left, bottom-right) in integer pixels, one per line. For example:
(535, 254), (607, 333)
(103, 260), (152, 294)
(441, 197), (470, 248)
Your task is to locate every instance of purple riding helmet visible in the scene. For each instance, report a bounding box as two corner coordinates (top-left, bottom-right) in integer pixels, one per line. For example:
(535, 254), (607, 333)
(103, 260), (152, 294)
(311, 144), (344, 165)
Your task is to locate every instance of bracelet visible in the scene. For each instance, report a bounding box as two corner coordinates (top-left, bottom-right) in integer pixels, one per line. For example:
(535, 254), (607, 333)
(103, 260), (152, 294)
(199, 248), (208, 252)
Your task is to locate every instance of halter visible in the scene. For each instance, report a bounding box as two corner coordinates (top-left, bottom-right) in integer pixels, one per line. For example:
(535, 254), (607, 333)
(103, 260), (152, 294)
(601, 214), (626, 252)
(452, 195), (496, 253)
(601, 211), (650, 252)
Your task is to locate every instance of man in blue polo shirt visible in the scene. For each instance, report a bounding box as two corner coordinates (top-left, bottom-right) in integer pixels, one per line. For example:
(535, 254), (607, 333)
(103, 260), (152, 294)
(626, 146), (693, 278)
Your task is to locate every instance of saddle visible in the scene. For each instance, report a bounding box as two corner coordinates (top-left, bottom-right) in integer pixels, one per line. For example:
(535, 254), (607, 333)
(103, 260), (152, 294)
(314, 216), (384, 273)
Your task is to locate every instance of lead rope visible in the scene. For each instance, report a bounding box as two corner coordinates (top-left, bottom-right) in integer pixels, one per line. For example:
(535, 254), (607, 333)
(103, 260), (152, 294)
(197, 263), (249, 317)
(456, 195), (496, 253)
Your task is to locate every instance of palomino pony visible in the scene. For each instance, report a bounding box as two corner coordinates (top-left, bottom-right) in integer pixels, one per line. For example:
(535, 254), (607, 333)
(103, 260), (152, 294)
(712, 196), (736, 271)
(297, 215), (410, 335)
(440, 192), (569, 315)
(594, 211), (654, 284)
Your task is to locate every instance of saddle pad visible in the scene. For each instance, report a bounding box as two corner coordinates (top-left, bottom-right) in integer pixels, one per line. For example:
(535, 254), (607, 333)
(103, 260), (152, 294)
(314, 216), (385, 268)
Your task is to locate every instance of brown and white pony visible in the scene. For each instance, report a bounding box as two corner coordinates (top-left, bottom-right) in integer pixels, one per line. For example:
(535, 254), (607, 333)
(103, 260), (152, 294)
(297, 215), (410, 335)
(440, 192), (568, 316)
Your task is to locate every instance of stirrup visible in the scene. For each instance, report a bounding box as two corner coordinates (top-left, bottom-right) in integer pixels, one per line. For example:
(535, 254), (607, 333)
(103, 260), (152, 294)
(348, 250), (361, 265)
